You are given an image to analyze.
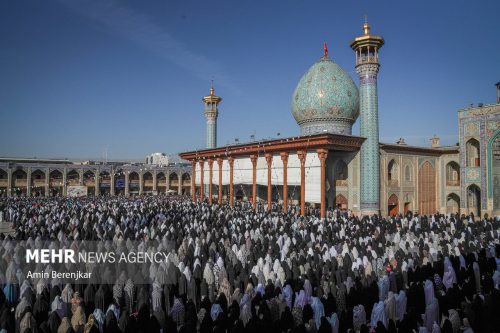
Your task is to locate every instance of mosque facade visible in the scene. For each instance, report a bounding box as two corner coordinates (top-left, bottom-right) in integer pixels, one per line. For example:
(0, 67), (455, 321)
(458, 100), (500, 218)
(180, 21), (500, 218)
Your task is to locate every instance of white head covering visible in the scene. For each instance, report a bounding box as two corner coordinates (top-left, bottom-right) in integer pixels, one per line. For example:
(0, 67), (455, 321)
(424, 298), (439, 332)
(328, 313), (339, 333)
(370, 301), (387, 328)
(442, 265), (457, 290)
(424, 279), (435, 306)
(395, 290), (407, 322)
(294, 290), (307, 308)
(353, 304), (366, 332)
(311, 296), (324, 329)
(385, 291), (396, 322)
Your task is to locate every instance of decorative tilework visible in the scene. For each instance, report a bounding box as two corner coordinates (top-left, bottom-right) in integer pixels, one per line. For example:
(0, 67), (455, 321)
(465, 167), (481, 182)
(464, 122), (479, 137)
(206, 113), (218, 149)
(292, 57), (359, 135)
(459, 118), (467, 209)
(357, 63), (380, 213)
(458, 104), (500, 214)
(480, 119), (487, 209)
(301, 121), (353, 135)
(486, 121), (500, 137)
(487, 129), (500, 200)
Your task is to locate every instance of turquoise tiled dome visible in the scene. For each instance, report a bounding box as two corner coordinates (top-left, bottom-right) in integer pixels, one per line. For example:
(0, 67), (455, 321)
(291, 57), (359, 135)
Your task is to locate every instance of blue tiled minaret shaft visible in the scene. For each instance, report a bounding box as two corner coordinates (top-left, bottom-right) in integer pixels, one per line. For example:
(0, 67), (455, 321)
(203, 85), (222, 149)
(350, 20), (384, 215)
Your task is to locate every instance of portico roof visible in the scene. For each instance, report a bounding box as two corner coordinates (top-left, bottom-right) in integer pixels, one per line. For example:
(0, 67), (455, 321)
(179, 133), (365, 160)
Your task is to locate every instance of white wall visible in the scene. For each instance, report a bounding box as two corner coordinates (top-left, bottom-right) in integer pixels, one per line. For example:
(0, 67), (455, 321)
(192, 150), (322, 203)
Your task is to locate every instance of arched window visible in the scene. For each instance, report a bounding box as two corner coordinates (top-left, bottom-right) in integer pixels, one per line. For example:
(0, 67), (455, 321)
(83, 170), (95, 186)
(169, 172), (179, 182)
(67, 170), (79, 185)
(388, 159), (399, 186)
(143, 172), (153, 193)
(335, 194), (348, 209)
(467, 184), (481, 216)
(466, 138), (480, 167)
(0, 169), (7, 197)
(446, 193), (460, 214)
(128, 172), (140, 192)
(388, 194), (399, 216)
(404, 165), (411, 182)
(446, 162), (460, 186)
(49, 170), (63, 185)
(182, 173), (191, 182)
(11, 169), (27, 195)
(49, 170), (63, 197)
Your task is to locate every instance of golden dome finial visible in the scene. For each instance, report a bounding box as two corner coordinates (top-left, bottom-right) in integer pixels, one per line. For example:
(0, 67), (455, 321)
(203, 79), (221, 104)
(363, 15), (370, 35)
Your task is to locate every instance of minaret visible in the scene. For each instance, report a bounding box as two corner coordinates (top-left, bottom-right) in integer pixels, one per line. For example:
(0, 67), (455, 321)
(350, 19), (384, 216)
(203, 83), (222, 149)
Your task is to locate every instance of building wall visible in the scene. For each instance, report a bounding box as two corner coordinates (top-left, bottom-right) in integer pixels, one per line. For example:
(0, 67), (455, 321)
(0, 161), (190, 197)
(439, 155), (461, 214)
(194, 151), (323, 204)
(458, 103), (500, 217)
(378, 148), (459, 216)
(145, 153), (169, 166)
(186, 146), (463, 216)
(380, 151), (418, 216)
(326, 151), (360, 214)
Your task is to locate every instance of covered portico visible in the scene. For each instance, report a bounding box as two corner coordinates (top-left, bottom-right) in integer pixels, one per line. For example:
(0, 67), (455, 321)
(179, 133), (363, 218)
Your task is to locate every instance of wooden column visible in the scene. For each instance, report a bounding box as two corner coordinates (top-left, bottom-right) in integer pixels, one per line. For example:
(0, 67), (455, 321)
(265, 154), (273, 211)
(250, 154), (258, 210)
(280, 152), (289, 214)
(217, 158), (223, 205)
(317, 149), (328, 219)
(191, 160), (196, 201)
(208, 159), (213, 205)
(297, 150), (306, 217)
(228, 157), (234, 208)
(199, 160), (205, 201)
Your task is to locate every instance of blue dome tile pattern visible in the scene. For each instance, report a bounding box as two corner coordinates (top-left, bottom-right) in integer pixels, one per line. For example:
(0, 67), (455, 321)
(291, 57), (359, 135)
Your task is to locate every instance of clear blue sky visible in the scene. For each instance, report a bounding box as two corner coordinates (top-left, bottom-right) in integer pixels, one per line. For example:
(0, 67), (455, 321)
(1, 0), (499, 160)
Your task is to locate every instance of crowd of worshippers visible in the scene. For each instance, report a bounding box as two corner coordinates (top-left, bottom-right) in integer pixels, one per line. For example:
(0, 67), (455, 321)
(0, 196), (499, 333)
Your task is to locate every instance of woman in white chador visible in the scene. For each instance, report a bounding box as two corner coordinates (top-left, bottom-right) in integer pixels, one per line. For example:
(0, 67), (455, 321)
(353, 304), (366, 331)
(384, 291), (396, 322)
(424, 279), (435, 307)
(371, 300), (387, 328)
(395, 290), (407, 322)
(424, 296), (439, 332)
(2, 195), (500, 332)
(442, 264), (457, 290)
